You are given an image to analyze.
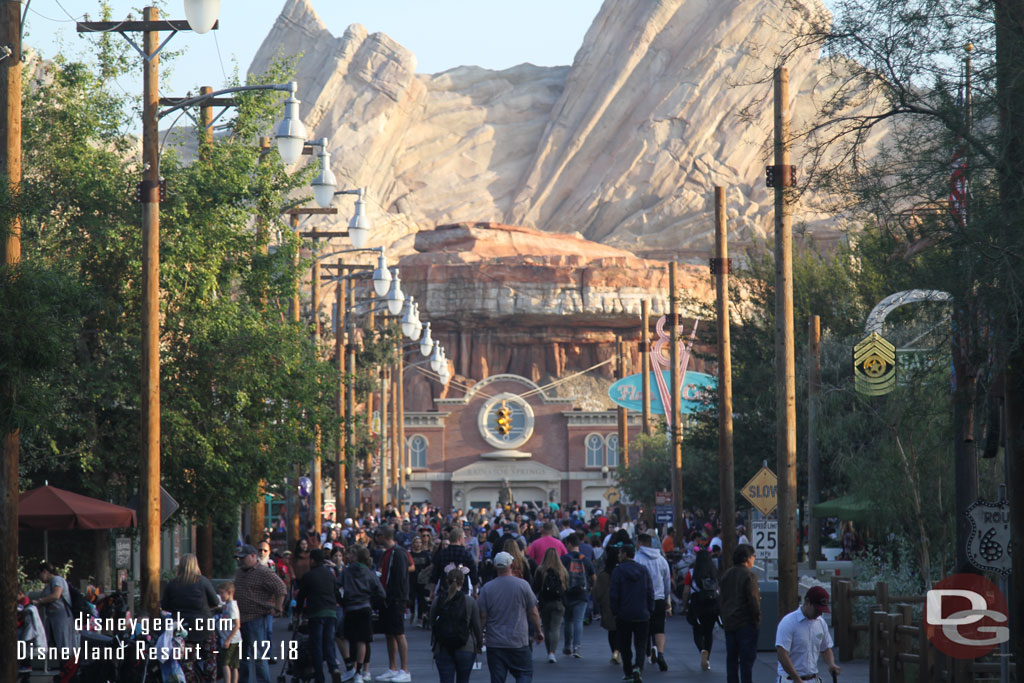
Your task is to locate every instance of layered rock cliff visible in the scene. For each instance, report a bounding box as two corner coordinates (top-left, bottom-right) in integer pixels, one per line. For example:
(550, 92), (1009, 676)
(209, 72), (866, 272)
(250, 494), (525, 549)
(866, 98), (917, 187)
(251, 0), (877, 257)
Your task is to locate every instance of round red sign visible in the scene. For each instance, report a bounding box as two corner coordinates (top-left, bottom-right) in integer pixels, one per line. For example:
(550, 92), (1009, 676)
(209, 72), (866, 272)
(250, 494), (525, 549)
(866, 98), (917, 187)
(926, 573), (1009, 659)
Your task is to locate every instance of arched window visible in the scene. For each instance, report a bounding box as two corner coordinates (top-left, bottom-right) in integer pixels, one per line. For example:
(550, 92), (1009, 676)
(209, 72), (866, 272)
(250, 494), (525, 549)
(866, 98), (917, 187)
(606, 434), (619, 468)
(585, 433), (604, 468)
(408, 434), (428, 469)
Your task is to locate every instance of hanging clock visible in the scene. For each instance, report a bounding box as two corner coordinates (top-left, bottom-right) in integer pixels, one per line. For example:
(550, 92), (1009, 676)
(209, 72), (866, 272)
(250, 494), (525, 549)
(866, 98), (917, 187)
(477, 392), (535, 450)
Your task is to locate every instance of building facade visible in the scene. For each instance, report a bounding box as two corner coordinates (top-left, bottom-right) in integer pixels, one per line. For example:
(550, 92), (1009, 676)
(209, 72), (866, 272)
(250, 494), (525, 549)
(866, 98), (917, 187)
(404, 373), (642, 511)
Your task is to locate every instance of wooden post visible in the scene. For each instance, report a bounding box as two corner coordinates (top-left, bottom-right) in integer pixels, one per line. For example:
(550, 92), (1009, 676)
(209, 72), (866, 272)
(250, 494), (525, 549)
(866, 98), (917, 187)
(140, 5), (162, 618)
(1, 1), (22, 674)
(875, 580), (890, 612)
(287, 212), (301, 547)
(391, 357), (400, 501)
(808, 315), (822, 569)
(669, 263), (684, 541)
(398, 347), (406, 512)
(773, 65), (799, 614)
(347, 281), (358, 517)
(311, 249), (322, 534)
(641, 299), (651, 438)
(713, 187), (736, 570)
(616, 335), (628, 467)
(336, 270), (347, 516)
(380, 366), (389, 508)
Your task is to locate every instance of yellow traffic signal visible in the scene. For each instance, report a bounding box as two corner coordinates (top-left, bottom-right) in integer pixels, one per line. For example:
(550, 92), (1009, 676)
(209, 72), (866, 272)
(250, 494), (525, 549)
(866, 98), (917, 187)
(496, 403), (512, 435)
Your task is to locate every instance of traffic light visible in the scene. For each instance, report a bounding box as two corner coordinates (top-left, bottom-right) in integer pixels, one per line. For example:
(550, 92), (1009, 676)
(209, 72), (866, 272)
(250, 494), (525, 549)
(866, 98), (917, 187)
(496, 403), (512, 435)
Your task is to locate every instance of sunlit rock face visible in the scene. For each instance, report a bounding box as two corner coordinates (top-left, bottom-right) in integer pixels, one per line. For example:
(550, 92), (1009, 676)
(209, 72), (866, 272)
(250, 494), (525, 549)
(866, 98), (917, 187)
(251, 0), (860, 256)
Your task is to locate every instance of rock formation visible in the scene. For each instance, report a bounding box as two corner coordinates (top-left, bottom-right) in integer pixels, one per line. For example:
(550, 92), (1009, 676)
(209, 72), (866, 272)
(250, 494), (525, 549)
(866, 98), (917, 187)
(250, 0), (880, 257)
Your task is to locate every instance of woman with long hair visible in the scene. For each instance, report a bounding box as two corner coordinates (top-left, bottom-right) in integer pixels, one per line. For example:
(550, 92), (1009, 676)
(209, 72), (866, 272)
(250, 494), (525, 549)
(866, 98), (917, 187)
(594, 529), (629, 664)
(161, 553), (220, 680)
(429, 566), (482, 683)
(532, 547), (568, 662)
(501, 537), (535, 585)
(680, 548), (720, 671)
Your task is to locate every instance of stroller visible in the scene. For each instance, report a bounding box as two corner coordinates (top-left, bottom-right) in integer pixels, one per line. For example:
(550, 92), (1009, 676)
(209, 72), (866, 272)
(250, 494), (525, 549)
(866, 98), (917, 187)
(280, 623), (317, 683)
(16, 599), (45, 683)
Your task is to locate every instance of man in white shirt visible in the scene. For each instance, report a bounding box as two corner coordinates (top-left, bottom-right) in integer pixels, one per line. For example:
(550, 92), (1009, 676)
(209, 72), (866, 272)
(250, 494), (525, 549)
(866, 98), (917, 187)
(775, 586), (841, 682)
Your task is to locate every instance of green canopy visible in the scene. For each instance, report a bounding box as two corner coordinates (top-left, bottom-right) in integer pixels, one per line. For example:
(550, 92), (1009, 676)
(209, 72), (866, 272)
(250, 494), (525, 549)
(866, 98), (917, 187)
(813, 494), (877, 522)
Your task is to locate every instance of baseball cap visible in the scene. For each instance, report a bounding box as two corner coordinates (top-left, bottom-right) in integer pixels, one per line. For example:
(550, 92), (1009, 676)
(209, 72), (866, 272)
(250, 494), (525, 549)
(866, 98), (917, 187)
(806, 586), (831, 612)
(236, 544), (258, 558)
(493, 551), (514, 568)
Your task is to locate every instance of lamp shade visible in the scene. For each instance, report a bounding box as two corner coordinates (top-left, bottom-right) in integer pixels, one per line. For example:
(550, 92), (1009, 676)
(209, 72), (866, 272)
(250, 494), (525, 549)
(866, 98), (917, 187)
(183, 0), (219, 33)
(372, 253), (391, 297)
(429, 342), (442, 373)
(348, 195), (370, 249)
(386, 271), (405, 316)
(411, 303), (423, 339)
(401, 298), (419, 340)
(275, 88), (306, 165)
(419, 322), (433, 357)
(312, 145), (337, 208)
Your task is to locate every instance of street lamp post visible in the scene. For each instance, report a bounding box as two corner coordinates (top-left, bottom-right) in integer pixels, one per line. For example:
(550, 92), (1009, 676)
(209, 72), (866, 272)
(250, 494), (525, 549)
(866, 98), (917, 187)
(77, 3), (303, 616)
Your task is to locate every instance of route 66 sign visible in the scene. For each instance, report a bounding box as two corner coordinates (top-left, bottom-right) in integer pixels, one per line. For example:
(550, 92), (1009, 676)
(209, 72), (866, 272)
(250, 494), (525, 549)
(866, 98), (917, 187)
(966, 498), (1011, 575)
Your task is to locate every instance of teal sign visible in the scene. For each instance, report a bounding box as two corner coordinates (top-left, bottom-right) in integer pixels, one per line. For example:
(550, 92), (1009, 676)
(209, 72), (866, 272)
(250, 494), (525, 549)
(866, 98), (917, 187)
(607, 371), (716, 414)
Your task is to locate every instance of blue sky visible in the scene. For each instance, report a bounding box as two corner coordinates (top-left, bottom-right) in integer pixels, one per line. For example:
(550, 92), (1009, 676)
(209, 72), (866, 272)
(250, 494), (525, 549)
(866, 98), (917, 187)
(24, 1), (605, 99)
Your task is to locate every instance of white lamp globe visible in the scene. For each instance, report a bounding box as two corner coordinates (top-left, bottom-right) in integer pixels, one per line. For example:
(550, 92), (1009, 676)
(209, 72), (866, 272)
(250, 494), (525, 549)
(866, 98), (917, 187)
(184, 0), (219, 34)
(401, 298), (418, 339)
(312, 145), (337, 208)
(348, 194), (371, 249)
(439, 365), (451, 385)
(411, 303), (423, 339)
(386, 270), (405, 316)
(419, 322), (433, 357)
(372, 253), (392, 297)
(429, 342), (442, 373)
(275, 85), (306, 165)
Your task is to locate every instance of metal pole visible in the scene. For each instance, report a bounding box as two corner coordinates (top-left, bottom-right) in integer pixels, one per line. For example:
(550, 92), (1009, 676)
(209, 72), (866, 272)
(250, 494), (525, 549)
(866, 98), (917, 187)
(714, 187), (736, 570)
(617, 336), (628, 467)
(391, 357), (400, 507)
(1, 0), (22, 674)
(641, 299), (651, 439)
(139, 6), (162, 618)
(807, 315), (822, 569)
(670, 263), (684, 543)
(347, 282), (358, 517)
(336, 269), (347, 516)
(773, 66), (799, 614)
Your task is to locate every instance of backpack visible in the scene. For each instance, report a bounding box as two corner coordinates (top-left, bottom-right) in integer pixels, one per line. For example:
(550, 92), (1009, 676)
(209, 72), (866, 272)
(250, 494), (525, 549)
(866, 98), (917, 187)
(565, 554), (588, 598)
(66, 584), (92, 619)
(539, 570), (563, 602)
(432, 592), (470, 651)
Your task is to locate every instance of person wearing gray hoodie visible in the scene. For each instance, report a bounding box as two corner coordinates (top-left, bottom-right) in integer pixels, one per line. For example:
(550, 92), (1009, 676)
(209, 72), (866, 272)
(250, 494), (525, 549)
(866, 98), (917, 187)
(635, 533), (672, 671)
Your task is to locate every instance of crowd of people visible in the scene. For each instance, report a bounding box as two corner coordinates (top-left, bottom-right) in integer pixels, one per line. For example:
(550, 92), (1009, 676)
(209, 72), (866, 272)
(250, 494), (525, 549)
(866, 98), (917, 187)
(17, 501), (843, 683)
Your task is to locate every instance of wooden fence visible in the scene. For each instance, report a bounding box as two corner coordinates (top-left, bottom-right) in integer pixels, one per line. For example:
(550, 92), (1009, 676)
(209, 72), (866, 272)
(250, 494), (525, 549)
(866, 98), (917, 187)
(831, 577), (1016, 683)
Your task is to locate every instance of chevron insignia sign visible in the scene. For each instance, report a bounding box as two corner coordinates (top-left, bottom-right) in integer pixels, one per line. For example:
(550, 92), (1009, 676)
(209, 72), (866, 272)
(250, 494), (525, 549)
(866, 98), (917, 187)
(853, 332), (896, 395)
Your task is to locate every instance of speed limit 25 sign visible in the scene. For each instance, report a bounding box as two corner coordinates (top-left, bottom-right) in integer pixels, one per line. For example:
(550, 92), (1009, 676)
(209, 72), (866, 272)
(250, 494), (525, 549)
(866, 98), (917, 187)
(752, 519), (778, 560)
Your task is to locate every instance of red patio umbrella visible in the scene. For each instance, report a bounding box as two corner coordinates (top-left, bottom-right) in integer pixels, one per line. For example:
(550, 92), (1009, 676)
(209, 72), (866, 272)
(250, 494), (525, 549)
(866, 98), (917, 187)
(19, 485), (137, 560)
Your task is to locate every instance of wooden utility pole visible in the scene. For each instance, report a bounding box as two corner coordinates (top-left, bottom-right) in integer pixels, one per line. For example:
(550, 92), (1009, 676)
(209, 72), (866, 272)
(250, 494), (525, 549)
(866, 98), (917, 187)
(713, 187), (736, 570)
(398, 348), (406, 512)
(311, 249), (322, 534)
(391, 358), (400, 503)
(1, 0), (22, 675)
(287, 213), (301, 546)
(380, 365), (389, 508)
(807, 315), (822, 569)
(616, 336), (629, 467)
(773, 66), (799, 614)
(139, 6), (162, 618)
(641, 300), (651, 438)
(347, 280), (358, 517)
(335, 269), (347, 516)
(669, 263), (684, 542)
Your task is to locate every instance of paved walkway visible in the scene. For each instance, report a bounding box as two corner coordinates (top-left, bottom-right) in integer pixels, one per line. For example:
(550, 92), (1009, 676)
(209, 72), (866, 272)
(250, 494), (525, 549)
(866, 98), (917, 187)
(264, 611), (869, 683)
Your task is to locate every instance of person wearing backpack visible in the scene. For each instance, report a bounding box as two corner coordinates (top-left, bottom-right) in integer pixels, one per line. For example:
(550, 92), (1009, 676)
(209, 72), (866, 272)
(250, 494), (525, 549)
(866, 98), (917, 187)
(634, 533), (671, 671)
(429, 565), (482, 683)
(680, 548), (720, 671)
(31, 561), (75, 658)
(559, 533), (595, 659)
(531, 548), (567, 663)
